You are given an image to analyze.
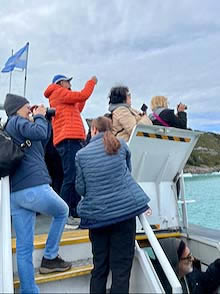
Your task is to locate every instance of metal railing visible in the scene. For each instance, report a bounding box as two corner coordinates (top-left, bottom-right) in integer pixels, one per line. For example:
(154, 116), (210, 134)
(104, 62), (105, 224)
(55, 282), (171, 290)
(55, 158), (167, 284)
(0, 176), (14, 293)
(138, 213), (182, 294)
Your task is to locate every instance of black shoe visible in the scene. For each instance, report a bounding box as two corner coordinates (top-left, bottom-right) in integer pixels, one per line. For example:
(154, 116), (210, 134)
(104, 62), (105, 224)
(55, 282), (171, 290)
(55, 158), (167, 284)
(39, 255), (72, 274)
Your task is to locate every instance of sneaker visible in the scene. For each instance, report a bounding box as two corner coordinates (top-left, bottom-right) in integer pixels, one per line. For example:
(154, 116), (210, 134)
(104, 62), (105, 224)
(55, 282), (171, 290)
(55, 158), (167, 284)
(67, 216), (80, 226)
(39, 255), (72, 274)
(64, 224), (79, 230)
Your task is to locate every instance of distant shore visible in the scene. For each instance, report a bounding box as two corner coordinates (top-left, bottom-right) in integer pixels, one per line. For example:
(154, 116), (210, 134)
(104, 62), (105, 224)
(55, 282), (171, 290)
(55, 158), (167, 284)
(184, 165), (220, 174)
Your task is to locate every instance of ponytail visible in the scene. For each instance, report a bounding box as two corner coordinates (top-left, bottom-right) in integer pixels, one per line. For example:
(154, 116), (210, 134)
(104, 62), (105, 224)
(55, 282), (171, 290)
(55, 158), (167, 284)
(91, 116), (121, 155)
(103, 130), (121, 155)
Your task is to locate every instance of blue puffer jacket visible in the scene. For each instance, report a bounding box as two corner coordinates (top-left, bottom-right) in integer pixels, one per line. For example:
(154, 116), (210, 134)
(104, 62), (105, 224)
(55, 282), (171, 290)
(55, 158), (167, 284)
(75, 132), (150, 229)
(5, 115), (51, 192)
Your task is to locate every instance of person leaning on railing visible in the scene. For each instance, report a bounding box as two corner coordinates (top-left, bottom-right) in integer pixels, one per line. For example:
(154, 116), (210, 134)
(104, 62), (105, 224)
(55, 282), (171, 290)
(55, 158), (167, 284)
(75, 116), (152, 294)
(3, 93), (71, 294)
(108, 86), (152, 142)
(149, 96), (187, 129)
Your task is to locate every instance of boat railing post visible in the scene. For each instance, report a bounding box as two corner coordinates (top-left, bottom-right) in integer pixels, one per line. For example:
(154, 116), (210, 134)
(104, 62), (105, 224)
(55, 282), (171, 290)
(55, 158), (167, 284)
(139, 213), (182, 294)
(0, 176), (14, 293)
(179, 171), (189, 233)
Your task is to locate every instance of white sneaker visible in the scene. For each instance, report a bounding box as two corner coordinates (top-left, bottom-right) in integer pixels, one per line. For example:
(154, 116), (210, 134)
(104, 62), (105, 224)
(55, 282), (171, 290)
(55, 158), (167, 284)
(67, 216), (80, 226)
(65, 224), (79, 230)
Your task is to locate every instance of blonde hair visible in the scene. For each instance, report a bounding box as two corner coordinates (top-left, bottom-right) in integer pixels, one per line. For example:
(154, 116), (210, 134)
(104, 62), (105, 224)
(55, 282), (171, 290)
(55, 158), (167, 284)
(150, 96), (168, 110)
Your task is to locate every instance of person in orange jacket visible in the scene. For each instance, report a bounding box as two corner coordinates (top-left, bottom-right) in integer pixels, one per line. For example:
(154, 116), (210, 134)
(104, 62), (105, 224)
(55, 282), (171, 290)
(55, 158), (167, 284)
(44, 74), (97, 226)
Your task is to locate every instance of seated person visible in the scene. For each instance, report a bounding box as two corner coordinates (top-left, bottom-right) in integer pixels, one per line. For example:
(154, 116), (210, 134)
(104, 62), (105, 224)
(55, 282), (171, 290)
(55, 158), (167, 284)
(108, 86), (152, 142)
(149, 96), (187, 129)
(158, 238), (220, 294)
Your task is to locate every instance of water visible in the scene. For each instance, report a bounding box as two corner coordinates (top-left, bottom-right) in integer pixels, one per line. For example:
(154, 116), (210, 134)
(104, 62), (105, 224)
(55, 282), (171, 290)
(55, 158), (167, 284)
(184, 173), (220, 230)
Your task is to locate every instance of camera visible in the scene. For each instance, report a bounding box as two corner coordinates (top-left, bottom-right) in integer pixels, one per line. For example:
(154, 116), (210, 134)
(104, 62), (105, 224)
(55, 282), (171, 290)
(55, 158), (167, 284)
(30, 105), (56, 120)
(45, 108), (56, 120)
(141, 103), (148, 114)
(177, 103), (187, 110)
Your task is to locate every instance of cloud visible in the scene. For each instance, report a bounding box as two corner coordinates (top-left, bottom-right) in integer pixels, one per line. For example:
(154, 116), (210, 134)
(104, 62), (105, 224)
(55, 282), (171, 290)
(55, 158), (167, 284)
(0, 0), (220, 132)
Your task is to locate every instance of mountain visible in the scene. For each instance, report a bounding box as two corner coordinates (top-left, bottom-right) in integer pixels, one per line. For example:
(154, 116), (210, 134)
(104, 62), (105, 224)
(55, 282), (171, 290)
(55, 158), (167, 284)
(185, 131), (220, 174)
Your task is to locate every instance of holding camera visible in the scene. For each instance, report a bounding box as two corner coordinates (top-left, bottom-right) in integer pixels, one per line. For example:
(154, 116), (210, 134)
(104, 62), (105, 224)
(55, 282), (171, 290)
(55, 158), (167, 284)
(31, 105), (56, 120)
(177, 102), (187, 112)
(149, 96), (187, 129)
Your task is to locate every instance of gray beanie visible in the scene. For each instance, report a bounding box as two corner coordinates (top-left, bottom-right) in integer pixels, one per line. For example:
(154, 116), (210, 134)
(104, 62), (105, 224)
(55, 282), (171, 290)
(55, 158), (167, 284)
(4, 93), (30, 117)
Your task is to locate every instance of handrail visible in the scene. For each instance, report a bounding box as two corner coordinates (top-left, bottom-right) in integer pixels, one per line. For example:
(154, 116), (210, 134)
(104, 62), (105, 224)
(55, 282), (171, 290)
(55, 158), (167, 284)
(0, 176), (14, 293)
(138, 213), (182, 294)
(135, 240), (165, 293)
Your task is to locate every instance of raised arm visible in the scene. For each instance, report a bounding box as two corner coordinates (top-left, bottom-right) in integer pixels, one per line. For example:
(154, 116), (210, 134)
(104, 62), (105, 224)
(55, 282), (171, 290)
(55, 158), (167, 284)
(15, 115), (50, 141)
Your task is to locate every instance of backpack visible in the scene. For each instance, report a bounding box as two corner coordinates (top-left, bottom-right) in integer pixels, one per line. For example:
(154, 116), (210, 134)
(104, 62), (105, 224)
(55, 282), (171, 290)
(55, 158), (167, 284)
(0, 126), (31, 178)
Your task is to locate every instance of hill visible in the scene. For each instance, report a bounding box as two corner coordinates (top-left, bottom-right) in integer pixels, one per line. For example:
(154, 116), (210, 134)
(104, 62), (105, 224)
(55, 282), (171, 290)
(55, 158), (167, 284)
(184, 131), (220, 174)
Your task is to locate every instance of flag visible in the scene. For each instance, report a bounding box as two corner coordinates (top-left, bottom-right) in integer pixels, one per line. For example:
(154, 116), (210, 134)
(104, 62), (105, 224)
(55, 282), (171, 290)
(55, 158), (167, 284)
(1, 43), (29, 73)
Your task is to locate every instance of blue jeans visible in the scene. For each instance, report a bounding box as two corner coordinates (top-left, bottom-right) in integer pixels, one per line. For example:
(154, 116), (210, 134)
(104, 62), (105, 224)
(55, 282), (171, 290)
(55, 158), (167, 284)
(56, 139), (82, 217)
(11, 184), (69, 294)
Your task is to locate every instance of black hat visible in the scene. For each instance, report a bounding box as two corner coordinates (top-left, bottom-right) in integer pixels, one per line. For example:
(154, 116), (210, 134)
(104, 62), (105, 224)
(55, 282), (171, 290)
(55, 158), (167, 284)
(176, 239), (186, 260)
(4, 93), (30, 117)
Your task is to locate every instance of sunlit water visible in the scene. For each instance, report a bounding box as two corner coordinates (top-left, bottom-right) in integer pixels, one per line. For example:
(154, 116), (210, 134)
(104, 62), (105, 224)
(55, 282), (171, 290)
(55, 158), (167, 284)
(184, 173), (220, 230)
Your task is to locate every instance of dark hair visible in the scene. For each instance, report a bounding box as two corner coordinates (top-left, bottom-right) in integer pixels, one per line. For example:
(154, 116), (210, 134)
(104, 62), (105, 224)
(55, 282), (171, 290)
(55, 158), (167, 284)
(109, 86), (129, 104)
(91, 116), (121, 155)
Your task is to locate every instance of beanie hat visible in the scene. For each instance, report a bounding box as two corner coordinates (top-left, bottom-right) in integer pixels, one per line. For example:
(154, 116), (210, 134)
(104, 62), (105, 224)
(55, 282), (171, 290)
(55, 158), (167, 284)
(4, 93), (30, 117)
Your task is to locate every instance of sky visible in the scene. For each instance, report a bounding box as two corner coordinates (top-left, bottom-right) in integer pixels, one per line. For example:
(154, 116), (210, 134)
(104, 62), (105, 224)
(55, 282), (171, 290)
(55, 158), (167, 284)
(0, 0), (220, 132)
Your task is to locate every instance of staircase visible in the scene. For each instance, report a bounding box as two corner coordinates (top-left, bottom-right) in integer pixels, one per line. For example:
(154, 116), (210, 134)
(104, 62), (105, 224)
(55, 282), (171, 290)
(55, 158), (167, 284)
(11, 217), (181, 293)
(13, 229), (93, 293)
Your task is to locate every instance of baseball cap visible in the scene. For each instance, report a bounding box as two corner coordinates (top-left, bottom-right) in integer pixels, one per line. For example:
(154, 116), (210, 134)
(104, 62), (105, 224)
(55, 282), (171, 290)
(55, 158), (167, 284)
(52, 75), (73, 84)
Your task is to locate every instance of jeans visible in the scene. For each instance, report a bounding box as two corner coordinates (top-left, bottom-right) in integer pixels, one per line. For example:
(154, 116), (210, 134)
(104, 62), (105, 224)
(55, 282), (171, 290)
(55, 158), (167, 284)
(56, 139), (82, 216)
(11, 184), (69, 294)
(89, 218), (136, 294)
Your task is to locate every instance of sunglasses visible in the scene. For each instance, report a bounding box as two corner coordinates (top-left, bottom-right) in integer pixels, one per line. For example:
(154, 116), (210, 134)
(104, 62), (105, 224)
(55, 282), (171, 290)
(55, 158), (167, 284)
(180, 252), (193, 262)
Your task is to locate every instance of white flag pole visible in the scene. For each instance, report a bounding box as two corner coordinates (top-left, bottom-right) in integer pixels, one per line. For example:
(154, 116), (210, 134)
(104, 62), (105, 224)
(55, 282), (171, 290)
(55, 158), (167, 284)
(23, 42), (29, 97)
(8, 49), (13, 93)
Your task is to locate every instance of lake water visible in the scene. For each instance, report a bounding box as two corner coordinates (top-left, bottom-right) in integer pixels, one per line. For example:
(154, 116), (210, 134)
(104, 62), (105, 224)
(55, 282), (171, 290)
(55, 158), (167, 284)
(184, 173), (220, 230)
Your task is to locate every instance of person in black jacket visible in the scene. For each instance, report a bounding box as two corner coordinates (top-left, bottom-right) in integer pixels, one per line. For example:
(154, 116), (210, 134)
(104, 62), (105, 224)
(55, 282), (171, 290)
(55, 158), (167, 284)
(149, 96), (187, 129)
(158, 238), (220, 294)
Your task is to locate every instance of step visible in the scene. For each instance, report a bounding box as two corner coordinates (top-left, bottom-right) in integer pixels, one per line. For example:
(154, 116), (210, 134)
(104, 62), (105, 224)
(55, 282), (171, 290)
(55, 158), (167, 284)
(14, 259), (93, 289)
(12, 229), (180, 272)
(12, 230), (92, 273)
(12, 229), (181, 253)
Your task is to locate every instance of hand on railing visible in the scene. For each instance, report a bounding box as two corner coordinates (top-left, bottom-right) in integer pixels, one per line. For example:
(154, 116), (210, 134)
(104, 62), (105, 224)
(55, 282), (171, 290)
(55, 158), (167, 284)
(144, 208), (152, 216)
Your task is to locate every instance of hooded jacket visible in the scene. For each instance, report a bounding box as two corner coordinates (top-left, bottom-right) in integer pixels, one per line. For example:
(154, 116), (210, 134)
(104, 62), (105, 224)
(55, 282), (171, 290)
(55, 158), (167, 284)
(108, 103), (152, 142)
(75, 133), (150, 228)
(158, 238), (220, 294)
(44, 79), (96, 145)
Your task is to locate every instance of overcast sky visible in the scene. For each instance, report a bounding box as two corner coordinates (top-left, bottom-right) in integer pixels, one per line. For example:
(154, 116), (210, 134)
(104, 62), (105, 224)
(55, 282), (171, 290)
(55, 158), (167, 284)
(0, 0), (220, 132)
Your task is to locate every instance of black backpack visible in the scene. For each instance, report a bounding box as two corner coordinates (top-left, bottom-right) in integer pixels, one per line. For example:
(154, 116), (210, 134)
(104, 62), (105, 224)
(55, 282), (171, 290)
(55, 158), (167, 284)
(0, 126), (31, 178)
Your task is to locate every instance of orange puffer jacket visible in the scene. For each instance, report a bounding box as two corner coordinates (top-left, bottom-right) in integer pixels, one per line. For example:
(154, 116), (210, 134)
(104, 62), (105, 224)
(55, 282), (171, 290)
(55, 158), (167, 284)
(44, 79), (96, 145)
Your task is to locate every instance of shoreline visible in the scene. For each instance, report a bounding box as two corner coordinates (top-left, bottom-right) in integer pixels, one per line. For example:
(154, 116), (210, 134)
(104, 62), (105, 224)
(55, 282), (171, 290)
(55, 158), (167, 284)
(184, 165), (220, 175)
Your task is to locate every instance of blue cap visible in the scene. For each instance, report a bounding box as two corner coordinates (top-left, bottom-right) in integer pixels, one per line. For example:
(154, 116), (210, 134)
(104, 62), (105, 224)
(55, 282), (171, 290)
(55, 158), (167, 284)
(52, 75), (72, 84)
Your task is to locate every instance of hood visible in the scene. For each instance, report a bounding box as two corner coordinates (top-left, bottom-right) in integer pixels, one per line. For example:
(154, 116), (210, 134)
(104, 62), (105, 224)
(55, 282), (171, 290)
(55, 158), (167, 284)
(149, 107), (166, 121)
(108, 103), (130, 113)
(159, 238), (181, 276)
(44, 84), (61, 99)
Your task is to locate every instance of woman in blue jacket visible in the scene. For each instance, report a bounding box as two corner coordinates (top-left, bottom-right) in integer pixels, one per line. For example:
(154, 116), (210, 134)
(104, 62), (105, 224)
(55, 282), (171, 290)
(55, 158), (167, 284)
(75, 116), (151, 294)
(4, 94), (71, 294)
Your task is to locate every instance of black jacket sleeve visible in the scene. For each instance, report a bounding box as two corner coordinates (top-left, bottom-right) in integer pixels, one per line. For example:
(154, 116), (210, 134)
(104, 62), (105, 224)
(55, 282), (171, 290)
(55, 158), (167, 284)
(160, 109), (187, 129)
(187, 259), (220, 294)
